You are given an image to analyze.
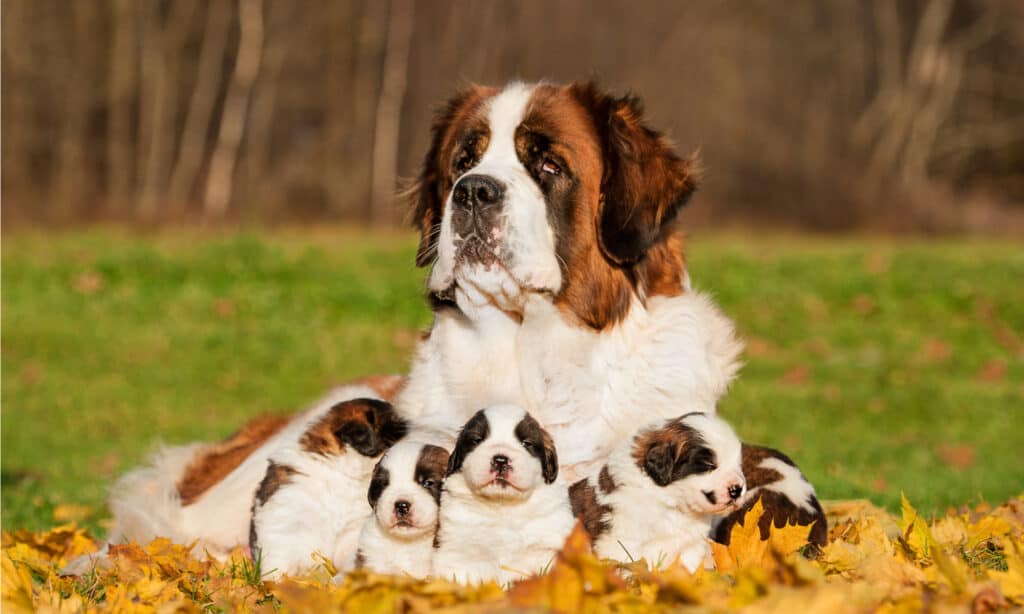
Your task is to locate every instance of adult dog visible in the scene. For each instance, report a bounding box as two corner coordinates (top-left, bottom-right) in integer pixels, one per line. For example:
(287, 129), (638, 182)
(397, 81), (742, 480)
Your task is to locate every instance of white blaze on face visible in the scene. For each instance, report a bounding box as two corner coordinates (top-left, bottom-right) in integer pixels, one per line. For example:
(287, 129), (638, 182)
(663, 413), (746, 516)
(373, 442), (439, 538)
(428, 83), (563, 306)
(460, 405), (546, 501)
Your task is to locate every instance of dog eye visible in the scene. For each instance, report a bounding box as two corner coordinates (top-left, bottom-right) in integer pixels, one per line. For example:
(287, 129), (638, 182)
(541, 159), (560, 175)
(456, 154), (474, 172)
(420, 478), (435, 489)
(521, 440), (535, 451)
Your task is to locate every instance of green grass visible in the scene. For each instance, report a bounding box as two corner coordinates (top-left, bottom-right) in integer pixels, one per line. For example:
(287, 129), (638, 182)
(3, 229), (1022, 533)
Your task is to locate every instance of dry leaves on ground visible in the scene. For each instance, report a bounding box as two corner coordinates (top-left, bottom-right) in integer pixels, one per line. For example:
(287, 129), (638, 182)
(3, 494), (1022, 613)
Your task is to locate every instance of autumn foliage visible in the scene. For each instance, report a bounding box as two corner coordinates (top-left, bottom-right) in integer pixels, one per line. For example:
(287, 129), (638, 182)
(3, 494), (1021, 612)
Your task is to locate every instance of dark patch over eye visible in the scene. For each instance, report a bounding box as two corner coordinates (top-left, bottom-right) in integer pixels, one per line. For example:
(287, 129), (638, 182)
(690, 447), (717, 473)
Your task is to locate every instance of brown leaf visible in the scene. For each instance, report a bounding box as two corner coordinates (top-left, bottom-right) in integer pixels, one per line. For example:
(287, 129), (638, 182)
(780, 365), (811, 386)
(937, 444), (977, 470)
(73, 271), (104, 294)
(920, 338), (952, 362)
(850, 294), (875, 315)
(212, 298), (236, 318)
(975, 359), (1007, 383)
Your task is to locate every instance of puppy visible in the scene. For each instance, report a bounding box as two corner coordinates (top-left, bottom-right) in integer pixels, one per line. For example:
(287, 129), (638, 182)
(712, 444), (827, 547)
(569, 412), (746, 572)
(433, 406), (576, 585)
(348, 441), (450, 578)
(250, 398), (407, 579)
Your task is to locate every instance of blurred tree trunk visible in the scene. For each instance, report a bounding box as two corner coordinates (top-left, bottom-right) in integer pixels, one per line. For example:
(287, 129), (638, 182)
(167, 0), (232, 214)
(137, 1), (197, 220)
(239, 0), (290, 214)
(204, 0), (264, 218)
(370, 0), (415, 224)
(105, 0), (140, 216)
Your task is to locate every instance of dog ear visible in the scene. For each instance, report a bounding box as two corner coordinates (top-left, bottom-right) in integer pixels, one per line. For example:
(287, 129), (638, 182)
(333, 398), (406, 457)
(571, 82), (700, 267)
(367, 463), (389, 508)
(408, 86), (487, 268)
(643, 442), (677, 487)
(446, 410), (490, 476)
(540, 429), (559, 484)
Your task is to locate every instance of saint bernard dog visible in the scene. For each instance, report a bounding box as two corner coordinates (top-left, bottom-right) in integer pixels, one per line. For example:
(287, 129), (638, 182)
(712, 444), (827, 548)
(569, 412), (746, 571)
(346, 441), (450, 578)
(433, 406), (576, 585)
(397, 81), (743, 481)
(249, 397), (408, 579)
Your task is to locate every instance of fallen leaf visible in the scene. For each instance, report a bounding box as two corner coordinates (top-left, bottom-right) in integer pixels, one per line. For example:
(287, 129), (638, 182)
(780, 365), (812, 386)
(72, 271), (104, 294)
(937, 444), (977, 470)
(976, 359), (1008, 383)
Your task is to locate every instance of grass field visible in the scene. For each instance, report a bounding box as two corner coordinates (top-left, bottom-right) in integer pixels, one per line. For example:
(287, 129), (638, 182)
(2, 229), (1022, 534)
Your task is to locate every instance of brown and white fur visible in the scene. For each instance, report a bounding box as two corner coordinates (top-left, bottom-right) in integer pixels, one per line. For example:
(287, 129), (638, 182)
(398, 81), (743, 482)
(712, 444), (827, 548)
(569, 412), (745, 572)
(60, 378), (405, 578)
(249, 397), (408, 579)
(345, 441), (450, 578)
(433, 406), (575, 585)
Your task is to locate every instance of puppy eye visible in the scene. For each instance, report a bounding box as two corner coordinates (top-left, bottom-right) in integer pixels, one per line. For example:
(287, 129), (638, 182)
(541, 159), (560, 175)
(456, 154), (474, 172)
(420, 478), (435, 489)
(521, 440), (535, 451)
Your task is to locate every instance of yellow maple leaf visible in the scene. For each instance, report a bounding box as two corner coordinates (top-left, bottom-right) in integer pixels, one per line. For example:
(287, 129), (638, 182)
(710, 497), (813, 575)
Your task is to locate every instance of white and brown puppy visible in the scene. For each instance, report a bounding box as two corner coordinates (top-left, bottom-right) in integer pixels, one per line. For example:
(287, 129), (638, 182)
(433, 406), (575, 585)
(398, 81), (743, 482)
(250, 398), (408, 579)
(570, 412), (746, 572)
(712, 444), (827, 548)
(346, 441), (450, 578)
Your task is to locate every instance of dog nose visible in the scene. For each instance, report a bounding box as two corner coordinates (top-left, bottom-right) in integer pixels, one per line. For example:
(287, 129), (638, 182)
(728, 484), (744, 501)
(491, 454), (510, 473)
(394, 500), (411, 517)
(453, 175), (504, 209)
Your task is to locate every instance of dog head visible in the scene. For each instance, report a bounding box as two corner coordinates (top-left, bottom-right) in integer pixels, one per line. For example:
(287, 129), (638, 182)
(446, 405), (558, 501)
(299, 398), (408, 458)
(367, 441), (450, 539)
(631, 412), (745, 515)
(409, 81), (699, 329)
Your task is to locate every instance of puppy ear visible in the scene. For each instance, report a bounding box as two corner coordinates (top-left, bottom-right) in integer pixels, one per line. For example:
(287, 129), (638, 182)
(408, 86), (487, 268)
(571, 82), (700, 266)
(643, 442), (676, 487)
(447, 410), (489, 476)
(333, 398), (405, 457)
(334, 419), (378, 457)
(540, 430), (559, 484)
(367, 463), (388, 508)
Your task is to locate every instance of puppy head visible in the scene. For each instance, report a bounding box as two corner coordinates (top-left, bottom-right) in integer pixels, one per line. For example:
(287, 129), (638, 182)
(447, 405), (558, 501)
(300, 398), (408, 458)
(631, 412), (745, 515)
(367, 441), (450, 539)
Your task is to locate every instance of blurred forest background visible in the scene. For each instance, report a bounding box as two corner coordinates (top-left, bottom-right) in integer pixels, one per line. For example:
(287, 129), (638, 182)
(3, 0), (1024, 233)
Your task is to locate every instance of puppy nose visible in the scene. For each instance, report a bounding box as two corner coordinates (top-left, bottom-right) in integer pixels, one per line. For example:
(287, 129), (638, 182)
(453, 175), (504, 208)
(728, 484), (744, 501)
(491, 454), (510, 473)
(394, 500), (411, 517)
